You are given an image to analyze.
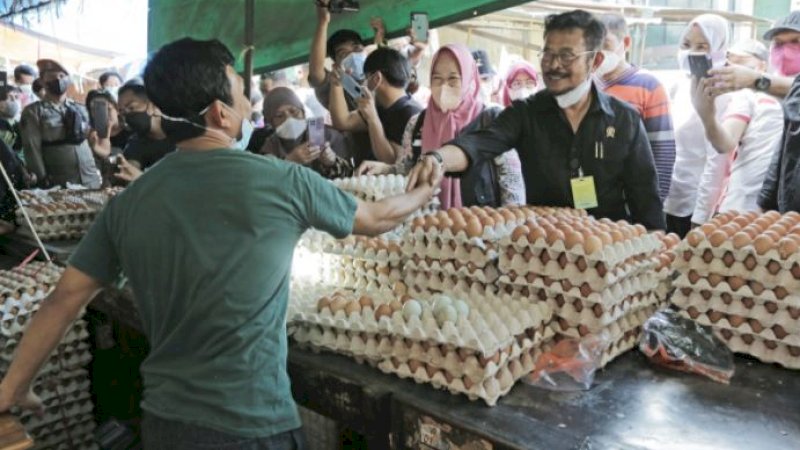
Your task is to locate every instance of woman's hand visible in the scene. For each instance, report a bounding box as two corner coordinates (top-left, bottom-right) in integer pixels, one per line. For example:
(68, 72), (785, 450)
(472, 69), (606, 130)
(356, 160), (393, 176)
(319, 144), (337, 167)
(287, 143), (321, 165)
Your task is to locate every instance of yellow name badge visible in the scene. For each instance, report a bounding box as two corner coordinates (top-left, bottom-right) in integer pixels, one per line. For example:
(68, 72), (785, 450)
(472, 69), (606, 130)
(571, 176), (599, 210)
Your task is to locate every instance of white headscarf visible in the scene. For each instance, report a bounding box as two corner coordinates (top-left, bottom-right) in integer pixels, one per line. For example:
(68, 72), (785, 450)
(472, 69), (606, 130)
(680, 14), (730, 68)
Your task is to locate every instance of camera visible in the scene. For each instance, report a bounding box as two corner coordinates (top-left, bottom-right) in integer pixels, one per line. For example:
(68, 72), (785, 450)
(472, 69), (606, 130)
(326, 0), (359, 13)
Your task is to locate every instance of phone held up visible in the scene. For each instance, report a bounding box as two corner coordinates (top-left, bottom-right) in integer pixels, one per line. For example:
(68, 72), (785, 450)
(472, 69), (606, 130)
(411, 12), (429, 43)
(307, 117), (326, 148)
(688, 52), (712, 79)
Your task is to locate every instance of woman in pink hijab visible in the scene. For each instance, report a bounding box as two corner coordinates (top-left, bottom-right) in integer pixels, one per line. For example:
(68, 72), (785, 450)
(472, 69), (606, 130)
(501, 61), (540, 107)
(358, 44), (525, 209)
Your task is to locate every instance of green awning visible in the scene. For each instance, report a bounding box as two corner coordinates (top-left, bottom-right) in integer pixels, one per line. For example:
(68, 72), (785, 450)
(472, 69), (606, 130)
(148, 0), (530, 73)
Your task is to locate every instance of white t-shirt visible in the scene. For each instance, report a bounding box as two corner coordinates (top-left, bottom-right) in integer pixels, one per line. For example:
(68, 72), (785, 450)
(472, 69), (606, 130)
(717, 90), (784, 213)
(663, 78), (731, 222)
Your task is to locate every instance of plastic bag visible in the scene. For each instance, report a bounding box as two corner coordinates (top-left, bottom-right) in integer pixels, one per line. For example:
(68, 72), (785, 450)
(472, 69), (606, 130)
(524, 333), (610, 391)
(639, 309), (734, 384)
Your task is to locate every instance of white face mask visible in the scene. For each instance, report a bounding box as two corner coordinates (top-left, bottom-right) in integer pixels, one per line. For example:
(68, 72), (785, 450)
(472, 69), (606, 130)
(595, 50), (622, 78)
(107, 86), (120, 101)
(19, 84), (33, 95)
(434, 85), (462, 112)
(164, 101), (253, 151)
(509, 87), (536, 102)
(276, 117), (307, 140)
(555, 77), (593, 109)
(341, 51), (367, 81)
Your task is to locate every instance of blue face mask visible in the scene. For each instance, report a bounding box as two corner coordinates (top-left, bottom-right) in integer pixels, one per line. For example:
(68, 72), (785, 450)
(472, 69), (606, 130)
(341, 51), (367, 81)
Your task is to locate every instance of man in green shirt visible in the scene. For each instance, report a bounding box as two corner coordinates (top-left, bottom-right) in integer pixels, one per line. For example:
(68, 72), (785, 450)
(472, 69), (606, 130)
(0, 38), (437, 449)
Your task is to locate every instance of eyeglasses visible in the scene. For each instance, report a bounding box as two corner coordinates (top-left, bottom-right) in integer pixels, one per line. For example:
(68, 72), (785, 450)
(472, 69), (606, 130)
(538, 50), (595, 66)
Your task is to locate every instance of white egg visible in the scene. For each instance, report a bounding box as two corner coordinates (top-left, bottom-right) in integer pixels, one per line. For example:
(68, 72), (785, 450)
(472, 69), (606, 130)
(453, 300), (470, 318)
(434, 304), (458, 327)
(402, 299), (423, 321)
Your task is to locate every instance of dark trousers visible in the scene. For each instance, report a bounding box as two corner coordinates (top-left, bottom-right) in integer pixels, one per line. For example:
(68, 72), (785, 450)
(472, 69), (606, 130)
(666, 214), (692, 239)
(142, 413), (306, 450)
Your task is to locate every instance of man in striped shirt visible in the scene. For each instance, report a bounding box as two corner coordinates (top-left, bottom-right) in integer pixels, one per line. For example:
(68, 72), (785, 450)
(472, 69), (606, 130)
(596, 13), (676, 202)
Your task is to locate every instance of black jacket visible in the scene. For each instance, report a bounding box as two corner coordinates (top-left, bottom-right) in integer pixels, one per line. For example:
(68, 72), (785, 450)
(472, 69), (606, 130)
(450, 84), (665, 230)
(758, 75), (800, 213)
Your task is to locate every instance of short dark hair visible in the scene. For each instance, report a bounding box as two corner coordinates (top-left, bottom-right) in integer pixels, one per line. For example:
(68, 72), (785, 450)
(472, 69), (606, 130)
(599, 13), (628, 41)
(118, 78), (148, 100)
(144, 38), (235, 141)
(363, 47), (411, 89)
(13, 64), (36, 82)
(327, 29), (364, 59)
(544, 10), (607, 52)
(31, 78), (43, 94)
(99, 71), (123, 86)
(0, 86), (20, 101)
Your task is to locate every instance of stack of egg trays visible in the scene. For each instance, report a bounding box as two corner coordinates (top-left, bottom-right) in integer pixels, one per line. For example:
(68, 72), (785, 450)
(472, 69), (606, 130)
(331, 174), (439, 220)
(672, 236), (800, 369)
(290, 290), (553, 406)
(0, 263), (97, 449)
(15, 188), (120, 241)
(496, 229), (665, 368)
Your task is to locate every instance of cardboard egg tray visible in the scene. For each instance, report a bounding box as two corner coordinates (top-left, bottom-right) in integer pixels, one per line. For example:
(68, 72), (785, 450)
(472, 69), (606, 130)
(678, 307), (800, 348)
(403, 238), (498, 268)
(549, 292), (660, 333)
(500, 232), (661, 270)
(405, 258), (500, 283)
(674, 251), (800, 291)
(404, 269), (498, 300)
(31, 421), (96, 450)
(672, 290), (800, 332)
(407, 220), (522, 248)
(300, 230), (405, 264)
(498, 272), (660, 309)
(499, 250), (656, 291)
(552, 305), (658, 342)
(713, 328), (800, 369)
(676, 236), (800, 267)
(20, 399), (93, 430)
(673, 273), (799, 306)
(326, 264), (403, 287)
(16, 188), (121, 241)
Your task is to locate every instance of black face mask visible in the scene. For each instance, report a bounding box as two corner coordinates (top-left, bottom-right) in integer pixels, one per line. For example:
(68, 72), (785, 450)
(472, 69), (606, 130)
(45, 78), (70, 96)
(124, 111), (152, 136)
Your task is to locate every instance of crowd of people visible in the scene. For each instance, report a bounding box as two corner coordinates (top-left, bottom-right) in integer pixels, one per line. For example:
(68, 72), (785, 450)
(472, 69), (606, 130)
(0, 5), (799, 449)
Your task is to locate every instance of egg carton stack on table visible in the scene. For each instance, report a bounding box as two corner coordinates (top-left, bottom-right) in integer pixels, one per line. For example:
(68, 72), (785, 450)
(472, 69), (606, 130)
(402, 206), (582, 298)
(15, 188), (122, 241)
(497, 214), (667, 368)
(651, 232), (682, 303)
(332, 174), (440, 220)
(0, 262), (97, 449)
(671, 211), (800, 370)
(289, 288), (552, 406)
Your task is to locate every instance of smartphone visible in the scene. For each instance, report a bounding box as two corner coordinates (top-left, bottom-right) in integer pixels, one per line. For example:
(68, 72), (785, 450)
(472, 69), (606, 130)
(688, 53), (712, 79)
(0, 71), (7, 87)
(340, 72), (365, 100)
(90, 98), (110, 138)
(308, 117), (325, 148)
(411, 12), (429, 43)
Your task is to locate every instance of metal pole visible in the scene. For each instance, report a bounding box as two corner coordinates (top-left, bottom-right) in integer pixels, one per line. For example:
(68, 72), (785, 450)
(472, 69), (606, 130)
(244, 0), (255, 99)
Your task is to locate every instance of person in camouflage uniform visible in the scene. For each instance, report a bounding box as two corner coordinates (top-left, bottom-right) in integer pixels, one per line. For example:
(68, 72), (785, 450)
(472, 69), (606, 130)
(19, 59), (101, 188)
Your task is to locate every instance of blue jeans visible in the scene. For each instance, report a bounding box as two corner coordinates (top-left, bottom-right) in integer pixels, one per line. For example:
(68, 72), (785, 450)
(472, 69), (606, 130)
(142, 413), (306, 450)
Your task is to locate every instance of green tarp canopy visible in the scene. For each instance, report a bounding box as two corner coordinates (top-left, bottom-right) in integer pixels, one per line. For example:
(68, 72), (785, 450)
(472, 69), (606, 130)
(148, 0), (530, 73)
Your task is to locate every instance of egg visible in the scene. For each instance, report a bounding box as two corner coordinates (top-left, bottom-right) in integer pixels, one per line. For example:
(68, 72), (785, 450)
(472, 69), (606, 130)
(545, 228), (565, 246)
(779, 238), (799, 260)
(699, 223), (716, 236)
(749, 280), (765, 295)
(434, 304), (458, 326)
(688, 270), (701, 284)
(402, 299), (422, 321)
(426, 216), (440, 230)
(465, 217), (483, 238)
(732, 232), (751, 250)
(330, 297), (349, 313)
(743, 255), (757, 271)
(394, 281), (408, 295)
(408, 359), (423, 374)
(527, 227), (547, 243)
(753, 235), (774, 256)
(317, 296), (332, 312)
(345, 301), (362, 316)
(563, 231), (584, 250)
(583, 236), (603, 255)
(411, 216), (425, 230)
(389, 300), (403, 313)
(438, 217), (454, 231)
(374, 304), (393, 321)
(708, 230), (728, 248)
(511, 226), (529, 242)
(707, 274), (723, 287)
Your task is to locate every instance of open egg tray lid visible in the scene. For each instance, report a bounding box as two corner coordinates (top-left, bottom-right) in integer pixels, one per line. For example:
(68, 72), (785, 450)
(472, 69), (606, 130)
(672, 289), (800, 330)
(403, 239), (498, 268)
(679, 308), (800, 347)
(499, 251), (656, 291)
(497, 272), (660, 308)
(713, 328), (800, 369)
(673, 273), (799, 306)
(405, 258), (499, 283)
(552, 304), (657, 343)
(291, 292), (552, 355)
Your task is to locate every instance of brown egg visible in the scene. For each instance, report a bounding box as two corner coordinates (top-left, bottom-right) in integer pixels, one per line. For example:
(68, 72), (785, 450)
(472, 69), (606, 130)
(511, 226), (529, 242)
(584, 236), (603, 255)
(707, 274), (724, 287)
(699, 223), (717, 236)
(408, 359), (423, 374)
(465, 217), (483, 238)
(564, 231), (584, 250)
(500, 209), (516, 223)
(359, 295), (374, 308)
(317, 296), (332, 312)
(374, 304), (393, 321)
(779, 238), (799, 260)
(546, 228), (565, 246)
(426, 216), (440, 230)
(330, 297), (349, 313)
(708, 230), (727, 248)
(732, 232), (751, 250)
(394, 281), (408, 295)
(448, 208), (464, 222)
(753, 235), (774, 256)
(775, 286), (789, 300)
(749, 281), (765, 295)
(438, 217), (454, 231)
(481, 216), (496, 229)
(528, 227), (547, 243)
(411, 216), (425, 230)
(688, 270), (701, 284)
(743, 255), (758, 271)
(389, 300), (403, 312)
(686, 230), (705, 247)
(722, 252), (735, 268)
(595, 231), (613, 246)
(345, 301), (362, 316)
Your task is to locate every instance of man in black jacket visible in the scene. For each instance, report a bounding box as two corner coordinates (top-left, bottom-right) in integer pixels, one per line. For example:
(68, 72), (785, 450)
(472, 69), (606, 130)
(758, 75), (800, 213)
(406, 10), (665, 230)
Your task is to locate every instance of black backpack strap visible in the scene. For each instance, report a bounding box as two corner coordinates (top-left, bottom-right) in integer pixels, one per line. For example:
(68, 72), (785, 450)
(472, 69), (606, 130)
(411, 110), (426, 163)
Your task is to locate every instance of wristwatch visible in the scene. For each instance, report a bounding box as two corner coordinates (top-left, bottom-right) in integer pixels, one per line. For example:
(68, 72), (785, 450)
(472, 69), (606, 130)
(425, 151), (444, 165)
(754, 75), (771, 92)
